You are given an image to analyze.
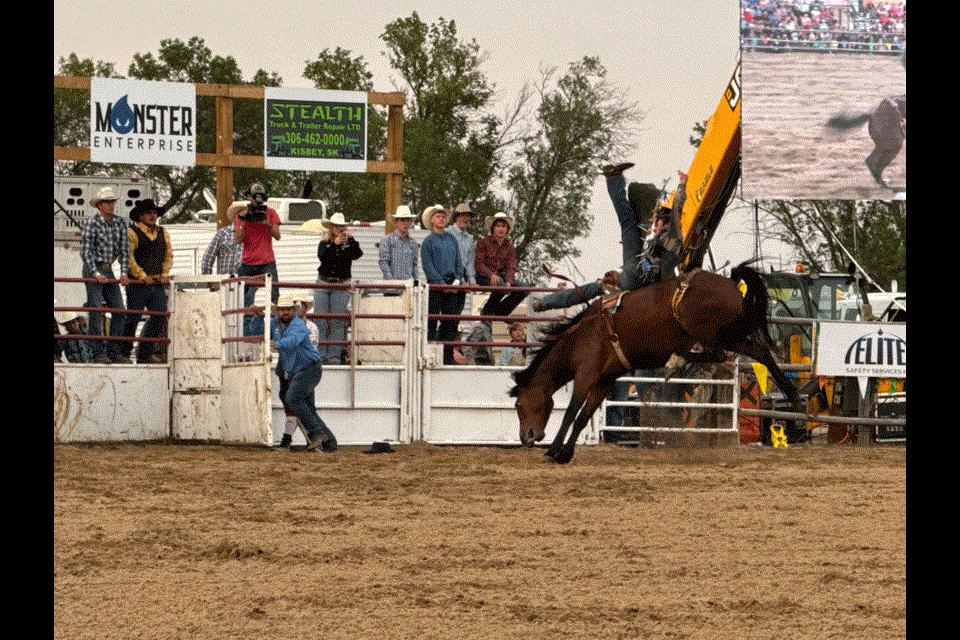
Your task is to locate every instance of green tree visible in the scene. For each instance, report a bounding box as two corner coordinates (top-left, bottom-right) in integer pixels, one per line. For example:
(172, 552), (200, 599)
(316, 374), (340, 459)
(380, 13), (508, 222)
(54, 54), (122, 174)
(125, 37), (285, 221)
(755, 199), (906, 290)
(505, 57), (643, 282)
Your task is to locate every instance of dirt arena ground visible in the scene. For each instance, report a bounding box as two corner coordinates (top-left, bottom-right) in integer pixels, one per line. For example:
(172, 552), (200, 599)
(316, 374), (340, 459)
(54, 441), (905, 639)
(742, 51), (906, 201)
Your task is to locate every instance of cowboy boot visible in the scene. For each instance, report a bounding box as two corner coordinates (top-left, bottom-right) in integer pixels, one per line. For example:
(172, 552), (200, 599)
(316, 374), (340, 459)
(601, 162), (635, 177)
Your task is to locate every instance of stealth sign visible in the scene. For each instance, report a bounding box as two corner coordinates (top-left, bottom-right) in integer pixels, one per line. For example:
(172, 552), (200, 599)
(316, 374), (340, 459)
(90, 78), (196, 167)
(264, 88), (367, 172)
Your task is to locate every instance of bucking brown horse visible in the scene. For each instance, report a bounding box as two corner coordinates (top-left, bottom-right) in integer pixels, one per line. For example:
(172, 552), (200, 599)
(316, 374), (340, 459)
(509, 262), (799, 464)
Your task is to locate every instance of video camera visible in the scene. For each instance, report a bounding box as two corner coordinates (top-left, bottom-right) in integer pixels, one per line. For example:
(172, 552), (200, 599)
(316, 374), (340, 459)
(242, 182), (269, 222)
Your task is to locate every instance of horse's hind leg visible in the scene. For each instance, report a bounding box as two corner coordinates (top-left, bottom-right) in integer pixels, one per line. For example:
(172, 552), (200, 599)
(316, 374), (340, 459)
(865, 143), (902, 189)
(866, 109), (904, 189)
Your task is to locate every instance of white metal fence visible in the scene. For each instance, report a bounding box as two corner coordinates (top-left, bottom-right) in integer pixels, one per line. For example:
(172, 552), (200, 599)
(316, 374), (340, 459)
(53, 275), (776, 446)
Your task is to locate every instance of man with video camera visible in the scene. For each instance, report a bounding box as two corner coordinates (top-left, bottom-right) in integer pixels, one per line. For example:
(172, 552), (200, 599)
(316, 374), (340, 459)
(234, 182), (282, 336)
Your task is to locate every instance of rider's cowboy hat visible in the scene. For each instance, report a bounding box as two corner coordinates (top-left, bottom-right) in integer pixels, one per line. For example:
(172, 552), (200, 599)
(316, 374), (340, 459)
(390, 205), (415, 221)
(320, 212), (349, 228)
(91, 187), (119, 207)
(484, 212), (514, 234)
(421, 204), (448, 229)
(363, 441), (396, 454)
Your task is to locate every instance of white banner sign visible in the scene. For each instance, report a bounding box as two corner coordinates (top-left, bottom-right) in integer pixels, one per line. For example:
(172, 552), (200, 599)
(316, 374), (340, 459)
(90, 78), (196, 167)
(816, 322), (906, 380)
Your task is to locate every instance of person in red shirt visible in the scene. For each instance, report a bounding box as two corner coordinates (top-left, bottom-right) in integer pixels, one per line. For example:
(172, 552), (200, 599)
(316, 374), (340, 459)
(475, 212), (529, 320)
(234, 182), (282, 336)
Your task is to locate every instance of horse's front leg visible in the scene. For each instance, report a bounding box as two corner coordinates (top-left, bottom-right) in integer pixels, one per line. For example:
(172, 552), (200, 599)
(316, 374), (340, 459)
(554, 387), (609, 464)
(545, 394), (583, 461)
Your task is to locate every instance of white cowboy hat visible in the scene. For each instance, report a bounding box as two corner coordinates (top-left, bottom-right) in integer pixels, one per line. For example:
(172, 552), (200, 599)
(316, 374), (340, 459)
(291, 292), (314, 312)
(391, 205), (415, 220)
(275, 294), (298, 308)
(453, 202), (474, 218)
(484, 211), (514, 234)
(91, 187), (119, 207)
(320, 212), (349, 228)
(295, 218), (326, 235)
(421, 204), (448, 229)
(56, 310), (85, 325)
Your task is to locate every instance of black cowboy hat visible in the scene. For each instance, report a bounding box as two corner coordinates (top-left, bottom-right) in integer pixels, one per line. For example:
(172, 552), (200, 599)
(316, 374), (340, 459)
(130, 198), (159, 222)
(363, 441), (396, 454)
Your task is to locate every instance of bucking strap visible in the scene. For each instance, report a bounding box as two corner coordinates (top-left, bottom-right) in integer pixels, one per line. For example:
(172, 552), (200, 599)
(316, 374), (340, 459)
(671, 268), (701, 322)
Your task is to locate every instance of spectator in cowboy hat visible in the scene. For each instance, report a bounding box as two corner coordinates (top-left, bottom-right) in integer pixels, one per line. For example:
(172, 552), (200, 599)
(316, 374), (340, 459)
(378, 205), (419, 294)
(121, 198), (173, 364)
(419, 205), (463, 365)
(275, 291), (318, 450)
(291, 292), (319, 348)
(448, 202), (477, 316)
(475, 211), (529, 320)
(56, 310), (93, 363)
(315, 212), (363, 364)
(79, 186), (131, 363)
(271, 293), (338, 452)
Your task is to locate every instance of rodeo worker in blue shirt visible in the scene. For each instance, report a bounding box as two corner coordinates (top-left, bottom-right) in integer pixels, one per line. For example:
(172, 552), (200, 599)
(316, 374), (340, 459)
(270, 294), (338, 453)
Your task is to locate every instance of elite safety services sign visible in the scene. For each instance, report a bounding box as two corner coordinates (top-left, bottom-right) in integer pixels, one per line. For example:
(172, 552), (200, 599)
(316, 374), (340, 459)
(90, 78), (196, 167)
(816, 322), (906, 379)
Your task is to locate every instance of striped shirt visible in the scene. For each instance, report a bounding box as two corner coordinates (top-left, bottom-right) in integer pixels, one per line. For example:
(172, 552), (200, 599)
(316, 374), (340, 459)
(201, 226), (242, 275)
(378, 230), (419, 280)
(447, 224), (477, 284)
(80, 212), (130, 276)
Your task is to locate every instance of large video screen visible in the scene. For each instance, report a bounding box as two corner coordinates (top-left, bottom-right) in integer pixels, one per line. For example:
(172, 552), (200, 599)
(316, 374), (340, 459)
(740, 0), (905, 200)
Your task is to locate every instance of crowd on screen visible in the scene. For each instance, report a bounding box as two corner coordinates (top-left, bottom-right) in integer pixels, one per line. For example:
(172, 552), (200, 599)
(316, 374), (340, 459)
(741, 1), (906, 52)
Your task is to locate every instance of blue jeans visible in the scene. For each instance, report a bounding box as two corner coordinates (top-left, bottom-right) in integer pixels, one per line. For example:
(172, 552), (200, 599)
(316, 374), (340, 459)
(537, 174), (644, 311)
(122, 283), (167, 360)
(427, 288), (463, 365)
(83, 265), (125, 360)
(238, 262), (279, 336)
(281, 361), (335, 445)
(477, 274), (529, 318)
(314, 282), (351, 364)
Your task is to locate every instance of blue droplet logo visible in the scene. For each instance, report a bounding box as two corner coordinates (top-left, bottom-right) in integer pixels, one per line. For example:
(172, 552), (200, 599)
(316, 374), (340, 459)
(110, 95), (135, 134)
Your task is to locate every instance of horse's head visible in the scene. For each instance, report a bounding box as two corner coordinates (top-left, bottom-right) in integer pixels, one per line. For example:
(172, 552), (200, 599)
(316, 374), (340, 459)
(512, 382), (553, 447)
(508, 307), (587, 447)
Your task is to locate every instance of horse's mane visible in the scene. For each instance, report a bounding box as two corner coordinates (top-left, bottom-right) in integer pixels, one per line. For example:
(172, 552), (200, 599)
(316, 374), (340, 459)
(508, 304), (591, 396)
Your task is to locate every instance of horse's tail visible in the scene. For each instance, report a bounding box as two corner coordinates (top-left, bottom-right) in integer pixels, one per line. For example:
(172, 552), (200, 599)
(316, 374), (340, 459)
(826, 111), (871, 131)
(729, 261), (774, 346)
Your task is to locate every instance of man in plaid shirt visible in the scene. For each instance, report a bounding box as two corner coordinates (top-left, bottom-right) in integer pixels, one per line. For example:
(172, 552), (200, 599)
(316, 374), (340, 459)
(79, 187), (131, 363)
(201, 214), (242, 275)
(378, 205), (419, 294)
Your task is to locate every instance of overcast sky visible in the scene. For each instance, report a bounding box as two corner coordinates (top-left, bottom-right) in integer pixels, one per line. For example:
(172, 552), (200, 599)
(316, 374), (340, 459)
(55, 0), (783, 277)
